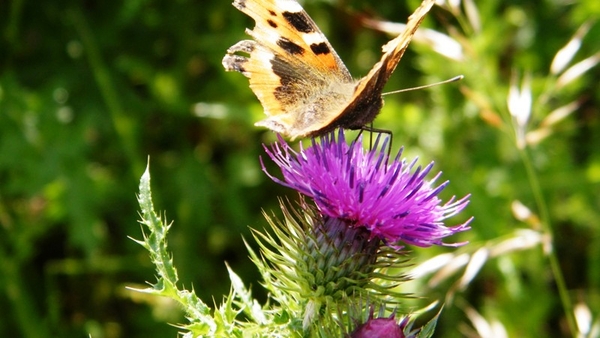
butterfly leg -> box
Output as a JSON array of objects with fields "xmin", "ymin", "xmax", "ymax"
[{"xmin": 357, "ymin": 125, "xmax": 393, "ymax": 161}]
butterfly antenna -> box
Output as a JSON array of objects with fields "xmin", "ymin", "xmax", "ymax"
[{"xmin": 382, "ymin": 75, "xmax": 464, "ymax": 96}]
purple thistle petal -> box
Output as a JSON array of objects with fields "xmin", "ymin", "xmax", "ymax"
[
  {"xmin": 352, "ymin": 317, "xmax": 405, "ymax": 338},
  {"xmin": 352, "ymin": 307, "xmax": 415, "ymax": 338},
  {"xmin": 262, "ymin": 130, "xmax": 472, "ymax": 248}
]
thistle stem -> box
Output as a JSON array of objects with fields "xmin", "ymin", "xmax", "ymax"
[{"xmin": 518, "ymin": 147, "xmax": 576, "ymax": 336}]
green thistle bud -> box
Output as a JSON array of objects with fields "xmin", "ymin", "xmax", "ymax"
[{"xmin": 251, "ymin": 197, "xmax": 411, "ymax": 334}]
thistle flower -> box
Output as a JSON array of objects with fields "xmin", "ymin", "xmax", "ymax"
[
  {"xmin": 262, "ymin": 130, "xmax": 472, "ymax": 248},
  {"xmin": 351, "ymin": 316, "xmax": 407, "ymax": 338},
  {"xmin": 351, "ymin": 308, "xmax": 414, "ymax": 338}
]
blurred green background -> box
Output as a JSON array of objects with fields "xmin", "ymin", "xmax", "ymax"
[{"xmin": 1, "ymin": 0, "xmax": 598, "ymax": 337}]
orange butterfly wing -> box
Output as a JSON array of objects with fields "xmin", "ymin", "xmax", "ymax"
[
  {"xmin": 223, "ymin": 0, "xmax": 436, "ymax": 139},
  {"xmin": 320, "ymin": 0, "xmax": 436, "ymax": 134},
  {"xmin": 223, "ymin": 0, "xmax": 355, "ymax": 139}
]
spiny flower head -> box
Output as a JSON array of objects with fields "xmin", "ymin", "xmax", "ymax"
[
  {"xmin": 262, "ymin": 130, "xmax": 472, "ymax": 248},
  {"xmin": 351, "ymin": 308, "xmax": 414, "ymax": 338}
]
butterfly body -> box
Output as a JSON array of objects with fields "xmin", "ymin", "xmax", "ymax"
[{"xmin": 223, "ymin": 0, "xmax": 435, "ymax": 139}]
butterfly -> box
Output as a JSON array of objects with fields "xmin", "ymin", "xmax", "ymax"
[{"xmin": 222, "ymin": 0, "xmax": 435, "ymax": 140}]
